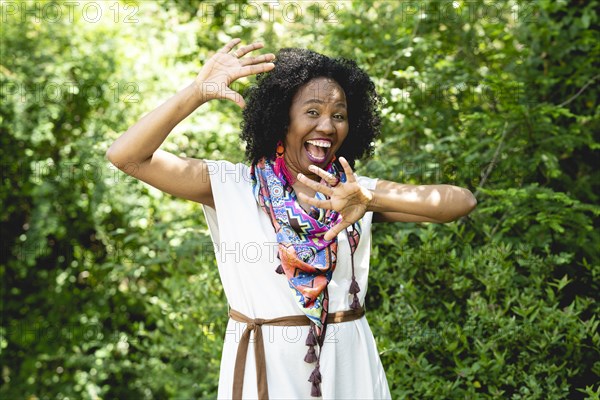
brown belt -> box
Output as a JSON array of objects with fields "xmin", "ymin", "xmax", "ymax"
[{"xmin": 228, "ymin": 306, "xmax": 365, "ymax": 400}]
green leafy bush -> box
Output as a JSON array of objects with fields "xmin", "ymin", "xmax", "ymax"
[{"xmin": 2, "ymin": 1, "xmax": 598, "ymax": 399}]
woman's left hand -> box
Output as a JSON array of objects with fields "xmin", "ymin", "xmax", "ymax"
[{"xmin": 297, "ymin": 157, "xmax": 373, "ymax": 241}]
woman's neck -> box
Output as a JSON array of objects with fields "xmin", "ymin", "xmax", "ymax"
[{"xmin": 290, "ymin": 179, "xmax": 316, "ymax": 214}]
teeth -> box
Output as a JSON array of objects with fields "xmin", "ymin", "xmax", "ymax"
[{"xmin": 306, "ymin": 140, "xmax": 331, "ymax": 148}]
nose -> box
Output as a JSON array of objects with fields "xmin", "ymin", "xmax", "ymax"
[{"xmin": 315, "ymin": 116, "xmax": 335, "ymax": 135}]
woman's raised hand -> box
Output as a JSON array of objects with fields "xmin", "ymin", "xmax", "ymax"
[
  {"xmin": 194, "ymin": 38, "xmax": 275, "ymax": 108},
  {"xmin": 297, "ymin": 157, "xmax": 374, "ymax": 241}
]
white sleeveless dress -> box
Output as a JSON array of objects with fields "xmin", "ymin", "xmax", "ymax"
[{"xmin": 201, "ymin": 160, "xmax": 391, "ymax": 399}]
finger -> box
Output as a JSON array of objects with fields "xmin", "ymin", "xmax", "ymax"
[
  {"xmin": 324, "ymin": 220, "xmax": 352, "ymax": 241},
  {"xmin": 297, "ymin": 173, "xmax": 334, "ymax": 196},
  {"xmin": 218, "ymin": 38, "xmax": 242, "ymax": 54},
  {"xmin": 237, "ymin": 62, "xmax": 275, "ymax": 78},
  {"xmin": 339, "ymin": 157, "xmax": 356, "ymax": 183},
  {"xmin": 297, "ymin": 192, "xmax": 333, "ymax": 209},
  {"xmin": 240, "ymin": 53, "xmax": 276, "ymax": 67},
  {"xmin": 225, "ymin": 94, "xmax": 245, "ymax": 109},
  {"xmin": 308, "ymin": 165, "xmax": 339, "ymax": 187},
  {"xmin": 232, "ymin": 42, "xmax": 264, "ymax": 58},
  {"xmin": 223, "ymin": 89, "xmax": 246, "ymax": 109}
]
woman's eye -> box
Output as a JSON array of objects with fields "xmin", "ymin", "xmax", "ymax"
[
  {"xmin": 334, "ymin": 114, "xmax": 346, "ymax": 120},
  {"xmin": 307, "ymin": 110, "xmax": 318, "ymax": 116}
]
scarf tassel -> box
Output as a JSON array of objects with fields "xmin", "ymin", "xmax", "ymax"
[
  {"xmin": 307, "ymin": 324, "xmax": 323, "ymax": 397},
  {"xmin": 350, "ymin": 294, "xmax": 361, "ymax": 310},
  {"xmin": 306, "ymin": 325, "xmax": 317, "ymax": 346},
  {"xmin": 304, "ymin": 345, "xmax": 318, "ymax": 363},
  {"xmin": 349, "ymin": 275, "xmax": 361, "ymax": 310},
  {"xmin": 349, "ymin": 277, "xmax": 360, "ymax": 294},
  {"xmin": 309, "ymin": 364, "xmax": 322, "ymax": 397},
  {"xmin": 304, "ymin": 325, "xmax": 318, "ymax": 363},
  {"xmin": 311, "ymin": 381, "xmax": 322, "ymax": 397}
]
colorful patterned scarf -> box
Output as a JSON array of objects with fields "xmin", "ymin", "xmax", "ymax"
[{"xmin": 250, "ymin": 157, "xmax": 361, "ymax": 343}]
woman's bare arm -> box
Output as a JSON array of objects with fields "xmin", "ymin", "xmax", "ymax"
[
  {"xmin": 297, "ymin": 157, "xmax": 477, "ymax": 239},
  {"xmin": 370, "ymin": 179, "xmax": 477, "ymax": 223},
  {"xmin": 105, "ymin": 39, "xmax": 275, "ymax": 208}
]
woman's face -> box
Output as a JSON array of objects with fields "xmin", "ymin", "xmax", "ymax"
[{"xmin": 283, "ymin": 77, "xmax": 349, "ymax": 180}]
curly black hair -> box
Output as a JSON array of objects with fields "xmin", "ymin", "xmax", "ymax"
[{"xmin": 241, "ymin": 48, "xmax": 381, "ymax": 168}]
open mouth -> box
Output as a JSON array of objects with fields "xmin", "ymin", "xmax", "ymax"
[{"xmin": 304, "ymin": 139, "xmax": 331, "ymax": 164}]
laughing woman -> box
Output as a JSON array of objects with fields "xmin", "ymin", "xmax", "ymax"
[{"xmin": 106, "ymin": 39, "xmax": 476, "ymax": 399}]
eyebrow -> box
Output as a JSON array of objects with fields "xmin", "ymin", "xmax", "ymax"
[{"xmin": 302, "ymin": 99, "xmax": 347, "ymax": 108}]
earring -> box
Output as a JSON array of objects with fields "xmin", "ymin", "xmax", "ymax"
[
  {"xmin": 276, "ymin": 141, "xmax": 285, "ymax": 158},
  {"xmin": 274, "ymin": 140, "xmax": 295, "ymax": 184}
]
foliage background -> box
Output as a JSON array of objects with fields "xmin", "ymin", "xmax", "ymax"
[{"xmin": 1, "ymin": 0, "xmax": 599, "ymax": 398}]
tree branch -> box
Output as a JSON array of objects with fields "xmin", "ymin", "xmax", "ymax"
[
  {"xmin": 473, "ymin": 121, "xmax": 510, "ymax": 198},
  {"xmin": 557, "ymin": 74, "xmax": 600, "ymax": 108}
]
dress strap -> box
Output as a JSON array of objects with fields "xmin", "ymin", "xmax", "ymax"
[{"xmin": 228, "ymin": 306, "xmax": 365, "ymax": 399}]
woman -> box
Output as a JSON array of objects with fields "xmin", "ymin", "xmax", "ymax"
[{"xmin": 106, "ymin": 39, "xmax": 476, "ymax": 399}]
